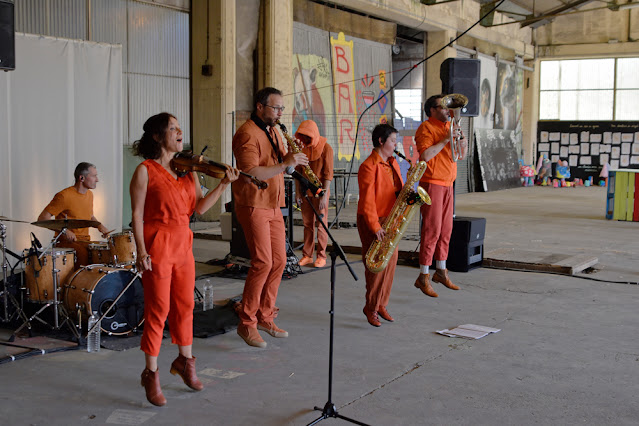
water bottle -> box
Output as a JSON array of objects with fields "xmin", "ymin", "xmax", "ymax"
[
  {"xmin": 87, "ymin": 311, "xmax": 101, "ymax": 353},
  {"xmin": 202, "ymin": 280, "xmax": 214, "ymax": 311}
]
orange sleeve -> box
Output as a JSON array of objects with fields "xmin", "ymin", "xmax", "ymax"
[
  {"xmin": 233, "ymin": 130, "xmax": 261, "ymax": 173},
  {"xmin": 358, "ymin": 160, "xmax": 381, "ymax": 234},
  {"xmin": 44, "ymin": 192, "xmax": 67, "ymax": 217},
  {"xmin": 321, "ymin": 144, "xmax": 334, "ymax": 182},
  {"xmin": 415, "ymin": 122, "xmax": 436, "ymax": 156}
]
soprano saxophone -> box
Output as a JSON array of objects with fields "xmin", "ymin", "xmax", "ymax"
[
  {"xmin": 276, "ymin": 120, "xmax": 324, "ymax": 197},
  {"xmin": 365, "ymin": 154, "xmax": 431, "ymax": 273}
]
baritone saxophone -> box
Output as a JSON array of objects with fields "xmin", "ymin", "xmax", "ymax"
[
  {"xmin": 276, "ymin": 120, "xmax": 324, "ymax": 197},
  {"xmin": 365, "ymin": 156, "xmax": 431, "ymax": 273}
]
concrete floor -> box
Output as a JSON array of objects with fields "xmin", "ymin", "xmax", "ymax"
[{"xmin": 1, "ymin": 186, "xmax": 639, "ymax": 425}]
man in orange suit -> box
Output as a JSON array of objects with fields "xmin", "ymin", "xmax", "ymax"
[
  {"xmin": 294, "ymin": 120, "xmax": 333, "ymax": 268},
  {"xmin": 232, "ymin": 87, "xmax": 308, "ymax": 348},
  {"xmin": 414, "ymin": 94, "xmax": 467, "ymax": 297},
  {"xmin": 357, "ymin": 124, "xmax": 403, "ymax": 327}
]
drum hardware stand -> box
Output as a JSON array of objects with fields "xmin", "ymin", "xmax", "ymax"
[
  {"xmin": 85, "ymin": 271, "xmax": 142, "ymax": 337},
  {"xmin": 10, "ymin": 228, "xmax": 80, "ymax": 342},
  {"xmin": 298, "ymin": 189, "xmax": 368, "ymax": 426},
  {"xmin": 0, "ymin": 222, "xmax": 27, "ymax": 324}
]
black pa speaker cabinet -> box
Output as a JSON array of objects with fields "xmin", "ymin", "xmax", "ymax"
[
  {"xmin": 447, "ymin": 217, "xmax": 486, "ymax": 272},
  {"xmin": 0, "ymin": 0, "xmax": 15, "ymax": 71},
  {"xmin": 440, "ymin": 58, "xmax": 480, "ymax": 117}
]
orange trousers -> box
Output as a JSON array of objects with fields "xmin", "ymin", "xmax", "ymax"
[
  {"xmin": 419, "ymin": 183, "xmax": 454, "ymax": 266},
  {"xmin": 236, "ymin": 206, "xmax": 287, "ymax": 327},
  {"xmin": 140, "ymin": 223, "xmax": 195, "ymax": 357},
  {"xmin": 357, "ymin": 214, "xmax": 399, "ymax": 313},
  {"xmin": 300, "ymin": 190, "xmax": 329, "ymax": 260}
]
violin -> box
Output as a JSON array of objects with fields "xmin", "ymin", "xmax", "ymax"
[{"xmin": 170, "ymin": 152, "xmax": 268, "ymax": 190}]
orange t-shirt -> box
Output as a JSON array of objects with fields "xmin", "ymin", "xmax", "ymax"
[
  {"xmin": 232, "ymin": 119, "xmax": 287, "ymax": 209},
  {"xmin": 43, "ymin": 186, "xmax": 94, "ymax": 241},
  {"xmin": 415, "ymin": 117, "xmax": 456, "ymax": 187},
  {"xmin": 357, "ymin": 150, "xmax": 403, "ymax": 233}
]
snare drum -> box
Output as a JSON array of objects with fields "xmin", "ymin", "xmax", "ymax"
[
  {"xmin": 64, "ymin": 265, "xmax": 144, "ymax": 335},
  {"xmin": 108, "ymin": 231, "xmax": 137, "ymax": 267},
  {"xmin": 23, "ymin": 248, "xmax": 76, "ymax": 303},
  {"xmin": 87, "ymin": 243, "xmax": 111, "ymax": 265}
]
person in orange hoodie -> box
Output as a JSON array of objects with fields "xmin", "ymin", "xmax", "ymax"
[
  {"xmin": 357, "ymin": 124, "xmax": 403, "ymax": 327},
  {"xmin": 294, "ymin": 120, "xmax": 333, "ymax": 268},
  {"xmin": 413, "ymin": 94, "xmax": 468, "ymax": 297},
  {"xmin": 130, "ymin": 112, "xmax": 239, "ymax": 406}
]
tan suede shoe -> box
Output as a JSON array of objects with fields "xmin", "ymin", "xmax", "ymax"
[{"xmin": 414, "ymin": 273, "xmax": 439, "ymax": 297}]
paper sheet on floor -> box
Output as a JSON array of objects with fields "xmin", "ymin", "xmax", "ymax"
[{"xmin": 436, "ymin": 324, "xmax": 501, "ymax": 339}]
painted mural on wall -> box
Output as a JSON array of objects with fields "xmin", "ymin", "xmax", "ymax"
[
  {"xmin": 291, "ymin": 53, "xmax": 334, "ymax": 137},
  {"xmin": 330, "ymin": 32, "xmax": 360, "ymax": 161},
  {"xmin": 494, "ymin": 63, "xmax": 519, "ymax": 131},
  {"xmin": 477, "ymin": 56, "xmax": 497, "ymax": 129}
]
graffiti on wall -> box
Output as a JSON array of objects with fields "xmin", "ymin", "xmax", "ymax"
[
  {"xmin": 330, "ymin": 32, "xmax": 360, "ymax": 161},
  {"xmin": 291, "ymin": 53, "xmax": 333, "ymax": 136}
]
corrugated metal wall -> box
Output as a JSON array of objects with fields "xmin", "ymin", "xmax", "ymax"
[{"xmin": 14, "ymin": 0, "xmax": 190, "ymax": 147}]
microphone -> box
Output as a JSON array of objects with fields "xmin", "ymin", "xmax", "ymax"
[
  {"xmin": 31, "ymin": 232, "xmax": 42, "ymax": 249},
  {"xmin": 286, "ymin": 166, "xmax": 325, "ymax": 198}
]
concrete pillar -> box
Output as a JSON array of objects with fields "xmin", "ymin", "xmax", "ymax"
[
  {"xmin": 522, "ymin": 63, "xmax": 539, "ymax": 166},
  {"xmin": 424, "ymin": 30, "xmax": 456, "ymax": 100},
  {"xmin": 257, "ymin": 0, "xmax": 293, "ymax": 110},
  {"xmin": 191, "ymin": 0, "xmax": 236, "ymax": 220}
]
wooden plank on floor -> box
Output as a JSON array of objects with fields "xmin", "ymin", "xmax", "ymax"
[{"xmin": 484, "ymin": 248, "xmax": 598, "ymax": 275}]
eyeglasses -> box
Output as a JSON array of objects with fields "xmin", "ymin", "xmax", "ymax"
[
  {"xmin": 262, "ymin": 104, "xmax": 285, "ymax": 112},
  {"xmin": 433, "ymin": 105, "xmax": 448, "ymax": 110}
]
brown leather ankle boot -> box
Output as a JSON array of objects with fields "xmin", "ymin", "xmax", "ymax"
[
  {"xmin": 170, "ymin": 354, "xmax": 204, "ymax": 391},
  {"xmin": 414, "ymin": 273, "xmax": 438, "ymax": 297},
  {"xmin": 432, "ymin": 269, "xmax": 460, "ymax": 290},
  {"xmin": 141, "ymin": 368, "xmax": 166, "ymax": 406}
]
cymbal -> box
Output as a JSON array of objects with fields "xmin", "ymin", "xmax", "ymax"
[
  {"xmin": 31, "ymin": 219, "xmax": 101, "ymax": 231},
  {"xmin": 0, "ymin": 216, "xmax": 30, "ymax": 223}
]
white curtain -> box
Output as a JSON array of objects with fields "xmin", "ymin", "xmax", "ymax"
[{"xmin": 0, "ymin": 33, "xmax": 122, "ymax": 253}]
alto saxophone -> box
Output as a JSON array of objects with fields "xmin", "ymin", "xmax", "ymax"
[
  {"xmin": 277, "ymin": 120, "xmax": 324, "ymax": 196},
  {"xmin": 365, "ymin": 156, "xmax": 431, "ymax": 273}
]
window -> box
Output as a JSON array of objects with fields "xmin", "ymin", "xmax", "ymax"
[
  {"xmin": 394, "ymin": 89, "xmax": 423, "ymax": 130},
  {"xmin": 539, "ymin": 58, "xmax": 639, "ymax": 121}
]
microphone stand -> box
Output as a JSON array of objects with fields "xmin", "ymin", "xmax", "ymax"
[{"xmin": 296, "ymin": 181, "xmax": 368, "ymax": 426}]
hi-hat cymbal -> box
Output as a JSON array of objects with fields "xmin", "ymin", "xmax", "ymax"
[
  {"xmin": 0, "ymin": 216, "xmax": 30, "ymax": 223},
  {"xmin": 31, "ymin": 219, "xmax": 101, "ymax": 231}
]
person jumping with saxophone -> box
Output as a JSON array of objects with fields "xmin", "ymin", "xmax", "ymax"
[
  {"xmin": 357, "ymin": 124, "xmax": 403, "ymax": 327},
  {"xmin": 414, "ymin": 94, "xmax": 468, "ymax": 297},
  {"xmin": 294, "ymin": 120, "xmax": 333, "ymax": 268}
]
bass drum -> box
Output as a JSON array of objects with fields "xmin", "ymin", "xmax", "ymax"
[{"xmin": 64, "ymin": 265, "xmax": 144, "ymax": 335}]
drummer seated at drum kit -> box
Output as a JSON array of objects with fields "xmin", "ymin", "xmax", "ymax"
[{"xmin": 37, "ymin": 162, "xmax": 112, "ymax": 269}]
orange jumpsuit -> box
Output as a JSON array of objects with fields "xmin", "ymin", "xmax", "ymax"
[
  {"xmin": 357, "ymin": 150, "xmax": 403, "ymax": 313},
  {"xmin": 232, "ymin": 116, "xmax": 287, "ymax": 328},
  {"xmin": 415, "ymin": 117, "xmax": 456, "ymax": 266},
  {"xmin": 295, "ymin": 120, "xmax": 334, "ymax": 262},
  {"xmin": 139, "ymin": 159, "xmax": 196, "ymax": 357},
  {"xmin": 43, "ymin": 186, "xmax": 94, "ymax": 267}
]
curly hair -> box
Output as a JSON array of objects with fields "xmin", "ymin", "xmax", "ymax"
[{"xmin": 131, "ymin": 112, "xmax": 176, "ymax": 160}]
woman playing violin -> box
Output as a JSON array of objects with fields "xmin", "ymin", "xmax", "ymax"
[{"xmin": 130, "ymin": 112, "xmax": 239, "ymax": 407}]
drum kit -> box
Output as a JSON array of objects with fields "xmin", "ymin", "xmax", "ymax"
[{"xmin": 0, "ymin": 216, "xmax": 144, "ymax": 342}]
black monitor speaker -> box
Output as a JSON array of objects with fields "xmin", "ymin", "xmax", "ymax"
[
  {"xmin": 0, "ymin": 0, "xmax": 15, "ymax": 71},
  {"xmin": 440, "ymin": 58, "xmax": 480, "ymax": 117}
]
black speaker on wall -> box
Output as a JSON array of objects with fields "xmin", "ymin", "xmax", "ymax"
[
  {"xmin": 0, "ymin": 0, "xmax": 15, "ymax": 71},
  {"xmin": 440, "ymin": 58, "xmax": 480, "ymax": 117}
]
